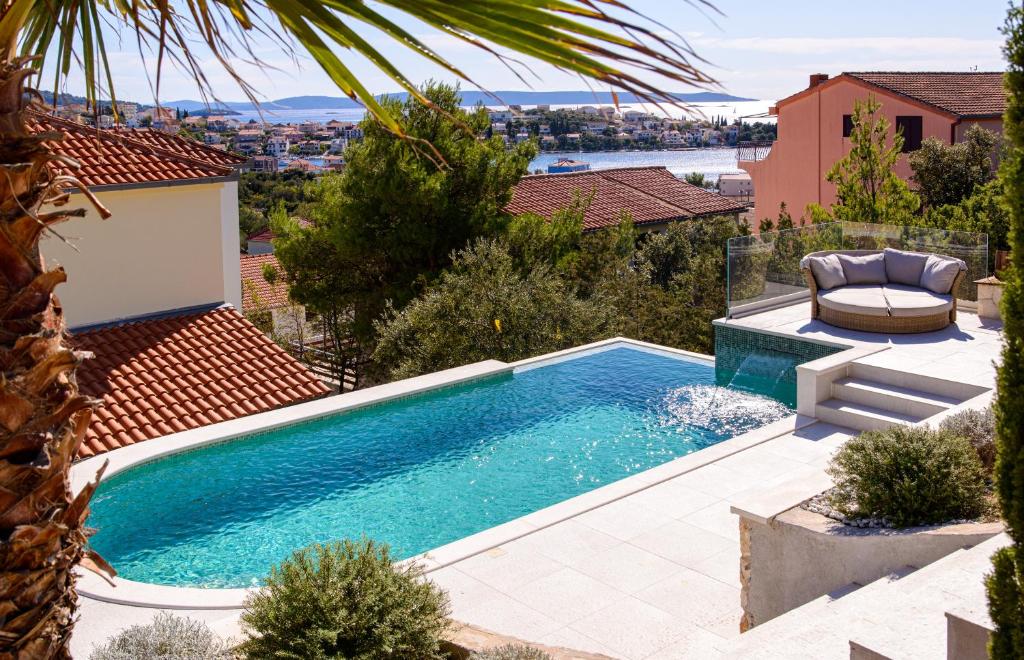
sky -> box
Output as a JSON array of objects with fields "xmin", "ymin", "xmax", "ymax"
[{"xmin": 53, "ymin": 0, "xmax": 1010, "ymax": 105}]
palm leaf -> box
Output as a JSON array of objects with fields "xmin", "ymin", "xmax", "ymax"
[{"xmin": 6, "ymin": 0, "xmax": 720, "ymax": 134}]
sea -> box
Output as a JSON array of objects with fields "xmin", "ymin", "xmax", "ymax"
[{"xmin": 258, "ymin": 100, "xmax": 772, "ymax": 181}]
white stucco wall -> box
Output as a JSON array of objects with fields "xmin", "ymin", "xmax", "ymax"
[{"xmin": 41, "ymin": 180, "xmax": 241, "ymax": 328}]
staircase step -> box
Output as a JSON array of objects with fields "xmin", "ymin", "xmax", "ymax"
[
  {"xmin": 849, "ymin": 363, "xmax": 989, "ymax": 401},
  {"xmin": 832, "ymin": 377, "xmax": 959, "ymax": 418},
  {"xmin": 816, "ymin": 399, "xmax": 924, "ymax": 432}
]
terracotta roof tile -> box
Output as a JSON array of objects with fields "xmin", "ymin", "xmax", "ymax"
[
  {"xmin": 506, "ymin": 166, "xmax": 746, "ymax": 231},
  {"xmin": 72, "ymin": 307, "xmax": 330, "ymax": 459},
  {"xmin": 240, "ymin": 253, "xmax": 291, "ymax": 312},
  {"xmin": 112, "ymin": 127, "xmax": 248, "ymax": 166},
  {"xmin": 26, "ymin": 111, "xmax": 235, "ymax": 188},
  {"xmin": 845, "ymin": 72, "xmax": 1005, "ymax": 117}
]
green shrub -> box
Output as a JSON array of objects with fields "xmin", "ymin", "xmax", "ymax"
[
  {"xmin": 90, "ymin": 612, "xmax": 233, "ymax": 660},
  {"xmin": 827, "ymin": 426, "xmax": 987, "ymax": 527},
  {"xmin": 471, "ymin": 644, "xmax": 553, "ymax": 660},
  {"xmin": 239, "ymin": 539, "xmax": 450, "ymax": 659},
  {"xmin": 939, "ymin": 406, "xmax": 996, "ymax": 472}
]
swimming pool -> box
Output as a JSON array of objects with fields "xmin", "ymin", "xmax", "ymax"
[{"xmin": 87, "ymin": 344, "xmax": 791, "ymax": 588}]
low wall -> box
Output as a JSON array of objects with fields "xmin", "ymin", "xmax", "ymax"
[{"xmin": 739, "ymin": 507, "xmax": 1002, "ymax": 630}]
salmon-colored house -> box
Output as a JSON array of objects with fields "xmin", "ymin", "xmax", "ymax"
[{"xmin": 740, "ymin": 72, "xmax": 1006, "ymax": 223}]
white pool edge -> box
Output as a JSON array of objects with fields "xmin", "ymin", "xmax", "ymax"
[{"xmin": 74, "ymin": 336, "xmax": 806, "ymax": 610}]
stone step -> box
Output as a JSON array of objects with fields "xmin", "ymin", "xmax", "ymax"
[
  {"xmin": 848, "ymin": 363, "xmax": 989, "ymax": 402},
  {"xmin": 816, "ymin": 399, "xmax": 925, "ymax": 432},
  {"xmin": 832, "ymin": 377, "xmax": 959, "ymax": 419}
]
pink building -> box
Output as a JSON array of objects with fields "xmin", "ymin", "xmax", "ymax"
[{"xmin": 740, "ymin": 72, "xmax": 1006, "ymax": 223}]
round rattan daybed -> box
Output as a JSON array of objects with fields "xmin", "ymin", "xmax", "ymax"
[{"xmin": 800, "ymin": 249, "xmax": 967, "ymax": 334}]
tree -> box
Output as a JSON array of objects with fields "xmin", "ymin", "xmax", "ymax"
[
  {"xmin": 910, "ymin": 124, "xmax": 998, "ymax": 210},
  {"xmin": 988, "ymin": 5, "xmax": 1024, "ymax": 657},
  {"xmin": 277, "ymin": 83, "xmax": 536, "ymax": 378},
  {"xmin": 808, "ymin": 96, "xmax": 920, "ymax": 225},
  {"xmin": 3, "ymin": 1, "xmax": 716, "ymax": 652},
  {"xmin": 684, "ymin": 171, "xmax": 708, "ymax": 188},
  {"xmin": 373, "ymin": 239, "xmax": 618, "ymax": 380}
]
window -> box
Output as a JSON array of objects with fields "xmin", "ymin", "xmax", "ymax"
[
  {"xmin": 895, "ymin": 116, "xmax": 923, "ymax": 152},
  {"xmin": 842, "ymin": 114, "xmax": 853, "ymax": 138}
]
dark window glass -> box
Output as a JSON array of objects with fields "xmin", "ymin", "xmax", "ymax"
[
  {"xmin": 842, "ymin": 114, "xmax": 853, "ymax": 138},
  {"xmin": 895, "ymin": 116, "xmax": 923, "ymax": 152}
]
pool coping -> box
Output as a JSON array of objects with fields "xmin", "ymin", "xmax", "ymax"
[{"xmin": 73, "ymin": 336, "xmax": 810, "ymax": 609}]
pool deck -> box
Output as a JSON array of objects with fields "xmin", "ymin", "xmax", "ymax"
[{"xmin": 71, "ymin": 310, "xmax": 1005, "ymax": 659}]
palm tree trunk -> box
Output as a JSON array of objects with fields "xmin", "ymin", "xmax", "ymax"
[{"xmin": 0, "ymin": 55, "xmax": 112, "ymax": 658}]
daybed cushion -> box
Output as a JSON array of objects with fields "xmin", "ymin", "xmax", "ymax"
[
  {"xmin": 883, "ymin": 248, "xmax": 929, "ymax": 286},
  {"xmin": 920, "ymin": 254, "xmax": 963, "ymax": 295},
  {"xmin": 817, "ymin": 284, "xmax": 889, "ymax": 317},
  {"xmin": 837, "ymin": 253, "xmax": 888, "ymax": 285},
  {"xmin": 808, "ymin": 254, "xmax": 847, "ymax": 290},
  {"xmin": 883, "ymin": 284, "xmax": 954, "ymax": 318}
]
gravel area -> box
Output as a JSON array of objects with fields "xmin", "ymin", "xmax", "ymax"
[{"xmin": 800, "ymin": 489, "xmax": 978, "ymax": 529}]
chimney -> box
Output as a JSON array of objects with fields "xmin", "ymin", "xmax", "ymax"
[{"xmin": 808, "ymin": 73, "xmax": 830, "ymax": 89}]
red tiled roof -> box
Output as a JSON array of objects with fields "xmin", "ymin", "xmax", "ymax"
[
  {"xmin": 26, "ymin": 111, "xmax": 234, "ymax": 188},
  {"xmin": 112, "ymin": 127, "xmax": 249, "ymax": 166},
  {"xmin": 845, "ymin": 72, "xmax": 1006, "ymax": 117},
  {"xmin": 72, "ymin": 307, "xmax": 330, "ymax": 458},
  {"xmin": 247, "ymin": 218, "xmax": 312, "ymax": 244},
  {"xmin": 240, "ymin": 254, "xmax": 290, "ymax": 311},
  {"xmin": 507, "ymin": 166, "xmax": 746, "ymax": 231}
]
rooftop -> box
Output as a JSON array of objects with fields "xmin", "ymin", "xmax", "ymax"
[
  {"xmin": 507, "ymin": 166, "xmax": 746, "ymax": 231},
  {"xmin": 27, "ymin": 111, "xmax": 237, "ymax": 188},
  {"xmin": 776, "ymin": 71, "xmax": 1006, "ymax": 118},
  {"xmin": 240, "ymin": 253, "xmax": 290, "ymax": 311},
  {"xmin": 73, "ymin": 306, "xmax": 330, "ymax": 458},
  {"xmin": 112, "ymin": 127, "xmax": 248, "ymax": 167}
]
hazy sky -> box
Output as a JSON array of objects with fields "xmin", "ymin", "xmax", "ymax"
[{"xmin": 56, "ymin": 0, "xmax": 1009, "ymax": 104}]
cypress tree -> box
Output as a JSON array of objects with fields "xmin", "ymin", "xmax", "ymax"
[{"xmin": 988, "ymin": 5, "xmax": 1024, "ymax": 657}]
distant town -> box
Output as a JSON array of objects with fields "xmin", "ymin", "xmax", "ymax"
[{"xmin": 49, "ymin": 99, "xmax": 776, "ymax": 176}]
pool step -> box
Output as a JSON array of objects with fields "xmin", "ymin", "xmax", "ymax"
[
  {"xmin": 848, "ymin": 363, "xmax": 989, "ymax": 402},
  {"xmin": 815, "ymin": 399, "xmax": 925, "ymax": 432},
  {"xmin": 831, "ymin": 377, "xmax": 959, "ymax": 419}
]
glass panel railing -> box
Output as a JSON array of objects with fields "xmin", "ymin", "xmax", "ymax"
[{"xmin": 726, "ymin": 221, "xmax": 989, "ymax": 317}]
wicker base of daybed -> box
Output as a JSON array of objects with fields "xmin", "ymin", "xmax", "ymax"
[{"xmin": 817, "ymin": 304, "xmax": 953, "ymax": 334}]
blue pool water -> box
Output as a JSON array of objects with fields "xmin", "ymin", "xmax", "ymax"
[{"xmin": 88, "ymin": 346, "xmax": 791, "ymax": 588}]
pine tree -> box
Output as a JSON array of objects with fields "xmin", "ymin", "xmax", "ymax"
[{"xmin": 988, "ymin": 5, "xmax": 1024, "ymax": 656}]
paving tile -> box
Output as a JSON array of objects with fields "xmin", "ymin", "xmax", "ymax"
[
  {"xmin": 450, "ymin": 592, "xmax": 564, "ymax": 641},
  {"xmin": 635, "ymin": 567, "xmax": 739, "ymax": 628},
  {"xmin": 534, "ymin": 626, "xmax": 620, "ymax": 658},
  {"xmin": 512, "ymin": 519, "xmax": 621, "ymax": 565},
  {"xmin": 508, "ymin": 567, "xmax": 628, "ymax": 625},
  {"xmin": 624, "ymin": 480, "xmax": 722, "ymax": 520},
  {"xmin": 678, "ymin": 500, "xmax": 741, "ymax": 544},
  {"xmin": 575, "ymin": 499, "xmax": 676, "ymax": 542},
  {"xmin": 426, "ymin": 567, "xmax": 505, "ymax": 618},
  {"xmin": 453, "ymin": 545, "xmax": 566, "ymax": 595},
  {"xmin": 628, "ymin": 520, "xmax": 735, "ymax": 568},
  {"xmin": 686, "ymin": 544, "xmax": 741, "ymax": 589},
  {"xmin": 568, "ymin": 596, "xmax": 690, "ymax": 659},
  {"xmin": 572, "ymin": 543, "xmax": 685, "ymax": 594},
  {"xmin": 644, "ymin": 625, "xmax": 731, "ymax": 659},
  {"xmin": 713, "ymin": 447, "xmax": 807, "ymax": 480},
  {"xmin": 669, "ymin": 464, "xmax": 754, "ymax": 498}
]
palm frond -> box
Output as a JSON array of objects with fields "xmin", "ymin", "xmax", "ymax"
[{"xmin": 5, "ymin": 0, "xmax": 720, "ymax": 134}]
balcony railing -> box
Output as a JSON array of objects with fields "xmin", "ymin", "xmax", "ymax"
[{"xmin": 737, "ymin": 140, "xmax": 773, "ymax": 162}]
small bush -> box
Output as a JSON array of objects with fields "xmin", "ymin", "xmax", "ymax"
[
  {"xmin": 939, "ymin": 406, "xmax": 996, "ymax": 472},
  {"xmin": 90, "ymin": 612, "xmax": 233, "ymax": 660},
  {"xmin": 827, "ymin": 426, "xmax": 987, "ymax": 527},
  {"xmin": 471, "ymin": 644, "xmax": 553, "ymax": 660},
  {"xmin": 239, "ymin": 539, "xmax": 450, "ymax": 659}
]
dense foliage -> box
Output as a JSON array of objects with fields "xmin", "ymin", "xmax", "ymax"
[
  {"xmin": 988, "ymin": 5, "xmax": 1024, "ymax": 657},
  {"xmin": 938, "ymin": 405, "xmax": 997, "ymax": 473},
  {"xmin": 239, "ymin": 540, "xmax": 450, "ymax": 660},
  {"xmin": 471, "ymin": 644, "xmax": 553, "ymax": 660},
  {"xmin": 909, "ymin": 124, "xmax": 998, "ymax": 210},
  {"xmin": 275, "ymin": 82, "xmax": 535, "ymax": 379},
  {"xmin": 238, "ymin": 170, "xmax": 316, "ymax": 244},
  {"xmin": 90, "ymin": 613, "xmax": 233, "ymax": 660},
  {"xmin": 827, "ymin": 426, "xmax": 987, "ymax": 528}
]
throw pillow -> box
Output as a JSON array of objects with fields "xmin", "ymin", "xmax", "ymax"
[
  {"xmin": 837, "ymin": 253, "xmax": 888, "ymax": 285},
  {"xmin": 883, "ymin": 248, "xmax": 929, "ymax": 286},
  {"xmin": 919, "ymin": 255, "xmax": 962, "ymax": 294},
  {"xmin": 809, "ymin": 254, "xmax": 847, "ymax": 290}
]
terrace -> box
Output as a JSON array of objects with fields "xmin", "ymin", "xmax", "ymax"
[{"xmin": 70, "ymin": 222, "xmax": 1003, "ymax": 658}]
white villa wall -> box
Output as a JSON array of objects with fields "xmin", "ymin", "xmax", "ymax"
[{"xmin": 42, "ymin": 180, "xmax": 242, "ymax": 328}]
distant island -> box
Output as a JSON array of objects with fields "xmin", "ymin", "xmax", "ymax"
[{"xmin": 162, "ymin": 90, "xmax": 758, "ymax": 114}]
